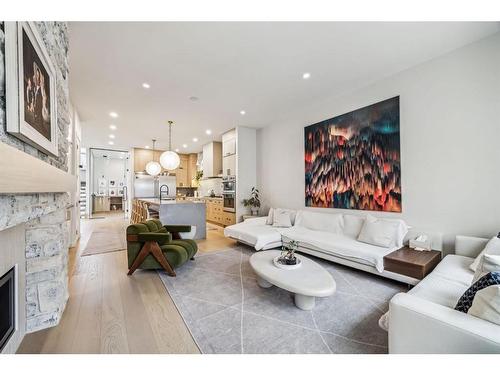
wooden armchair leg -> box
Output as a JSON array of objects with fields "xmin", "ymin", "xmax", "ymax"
[{"xmin": 127, "ymin": 241, "xmax": 176, "ymax": 277}]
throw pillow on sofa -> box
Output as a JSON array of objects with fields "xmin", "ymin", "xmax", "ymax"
[
  {"xmin": 343, "ymin": 215, "xmax": 365, "ymax": 238},
  {"xmin": 473, "ymin": 254, "xmax": 500, "ymax": 283},
  {"xmin": 455, "ymin": 271, "xmax": 500, "ymax": 313},
  {"xmin": 294, "ymin": 211, "xmax": 344, "ymax": 234},
  {"xmin": 357, "ymin": 215, "xmax": 400, "ymax": 248},
  {"xmin": 265, "ymin": 208, "xmax": 274, "ymax": 225},
  {"xmin": 268, "ymin": 208, "xmax": 296, "ymax": 226},
  {"xmin": 467, "ymin": 285, "xmax": 500, "ymax": 325},
  {"xmin": 272, "ymin": 210, "xmax": 292, "ymax": 228},
  {"xmin": 470, "ymin": 236, "xmax": 500, "ymax": 272},
  {"xmin": 379, "ymin": 217, "xmax": 410, "ymax": 248}
]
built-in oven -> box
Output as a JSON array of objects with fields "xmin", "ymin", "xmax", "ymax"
[
  {"xmin": 222, "ymin": 176, "xmax": 236, "ymax": 193},
  {"xmin": 222, "ymin": 192, "xmax": 236, "ymax": 213},
  {"xmin": 222, "ymin": 176, "xmax": 236, "ymax": 212}
]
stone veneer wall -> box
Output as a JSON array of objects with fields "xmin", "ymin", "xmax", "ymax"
[{"xmin": 0, "ymin": 22, "xmax": 71, "ymax": 332}]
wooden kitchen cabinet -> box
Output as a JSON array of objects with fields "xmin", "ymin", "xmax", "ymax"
[
  {"xmin": 188, "ymin": 153, "xmax": 198, "ymax": 187},
  {"xmin": 204, "ymin": 198, "xmax": 234, "ymax": 226},
  {"xmin": 134, "ymin": 148, "xmax": 165, "ymax": 173},
  {"xmin": 175, "ymin": 154, "xmax": 189, "ymax": 187},
  {"xmin": 134, "ymin": 148, "xmax": 154, "ymax": 172},
  {"xmin": 134, "ymin": 149, "xmax": 198, "ymax": 187},
  {"xmin": 222, "ymin": 211, "xmax": 236, "ymax": 226}
]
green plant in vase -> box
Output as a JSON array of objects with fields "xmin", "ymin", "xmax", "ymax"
[
  {"xmin": 279, "ymin": 239, "xmax": 299, "ymax": 265},
  {"xmin": 192, "ymin": 170, "xmax": 203, "ymax": 188},
  {"xmin": 242, "ymin": 187, "xmax": 261, "ymax": 216}
]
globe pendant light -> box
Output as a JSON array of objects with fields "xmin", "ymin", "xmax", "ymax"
[
  {"xmin": 160, "ymin": 120, "xmax": 180, "ymax": 170},
  {"xmin": 145, "ymin": 139, "xmax": 162, "ymax": 176}
]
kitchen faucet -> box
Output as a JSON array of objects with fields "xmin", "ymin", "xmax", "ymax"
[{"xmin": 160, "ymin": 184, "xmax": 170, "ymax": 200}]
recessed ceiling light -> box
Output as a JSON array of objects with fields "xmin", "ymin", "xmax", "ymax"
[
  {"xmin": 109, "ymin": 124, "xmax": 117, "ymax": 130},
  {"xmin": 192, "ymin": 138, "xmax": 198, "ymax": 142},
  {"xmin": 205, "ymin": 129, "xmax": 212, "ymax": 135},
  {"xmin": 175, "ymin": 148, "xmax": 179, "ymax": 152},
  {"xmin": 240, "ymin": 110, "xmax": 246, "ymax": 115},
  {"xmin": 145, "ymin": 145, "xmax": 150, "ymax": 149},
  {"xmin": 302, "ymin": 72, "xmax": 311, "ymax": 80},
  {"xmin": 109, "ymin": 134, "xmax": 115, "ymax": 139},
  {"xmin": 182, "ymin": 144, "xmax": 188, "ymax": 148},
  {"xmin": 109, "ymin": 112, "xmax": 119, "ymax": 118},
  {"xmin": 142, "ymin": 83, "xmax": 150, "ymax": 89},
  {"xmin": 108, "ymin": 141, "xmax": 114, "ymax": 145}
]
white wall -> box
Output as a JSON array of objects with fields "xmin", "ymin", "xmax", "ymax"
[
  {"xmin": 257, "ymin": 32, "xmax": 500, "ymax": 252},
  {"xmin": 92, "ymin": 157, "xmax": 127, "ymax": 195},
  {"xmin": 236, "ymin": 127, "xmax": 257, "ymax": 221}
]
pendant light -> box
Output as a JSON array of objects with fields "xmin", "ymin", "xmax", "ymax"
[
  {"xmin": 160, "ymin": 120, "xmax": 180, "ymax": 170},
  {"xmin": 145, "ymin": 139, "xmax": 162, "ymax": 176}
]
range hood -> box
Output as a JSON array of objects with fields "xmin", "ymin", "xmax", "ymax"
[{"xmin": 201, "ymin": 141, "xmax": 222, "ymax": 178}]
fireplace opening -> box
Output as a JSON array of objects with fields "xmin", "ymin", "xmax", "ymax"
[{"xmin": 0, "ymin": 267, "xmax": 15, "ymax": 352}]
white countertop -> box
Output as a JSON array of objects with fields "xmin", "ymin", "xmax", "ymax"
[{"xmin": 138, "ymin": 198, "xmax": 205, "ymax": 205}]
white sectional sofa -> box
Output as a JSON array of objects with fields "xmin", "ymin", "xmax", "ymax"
[
  {"xmin": 224, "ymin": 209, "xmax": 418, "ymax": 284},
  {"xmin": 388, "ymin": 235, "xmax": 500, "ymax": 353}
]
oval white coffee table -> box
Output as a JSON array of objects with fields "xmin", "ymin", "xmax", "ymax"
[{"xmin": 249, "ymin": 250, "xmax": 336, "ymax": 310}]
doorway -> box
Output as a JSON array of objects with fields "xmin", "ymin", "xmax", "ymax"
[{"xmin": 88, "ymin": 148, "xmax": 130, "ymax": 219}]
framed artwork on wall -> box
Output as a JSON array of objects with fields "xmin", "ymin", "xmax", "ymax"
[
  {"xmin": 304, "ymin": 96, "xmax": 401, "ymax": 212},
  {"xmin": 4, "ymin": 22, "xmax": 58, "ymax": 156}
]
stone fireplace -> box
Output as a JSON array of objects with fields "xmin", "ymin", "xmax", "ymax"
[
  {"xmin": 0, "ymin": 21, "xmax": 72, "ymax": 353},
  {"xmin": 0, "ymin": 194, "xmax": 70, "ymax": 353},
  {"xmin": 0, "ymin": 267, "xmax": 15, "ymax": 351}
]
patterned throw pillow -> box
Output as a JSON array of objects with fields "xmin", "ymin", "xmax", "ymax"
[{"xmin": 455, "ymin": 272, "xmax": 500, "ymax": 313}]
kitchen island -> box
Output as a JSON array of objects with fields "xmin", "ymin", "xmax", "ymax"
[{"xmin": 138, "ymin": 198, "xmax": 206, "ymax": 239}]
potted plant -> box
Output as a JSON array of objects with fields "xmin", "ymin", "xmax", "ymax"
[
  {"xmin": 279, "ymin": 239, "xmax": 299, "ymax": 265},
  {"xmin": 191, "ymin": 170, "xmax": 203, "ymax": 188},
  {"xmin": 242, "ymin": 187, "xmax": 261, "ymax": 216}
]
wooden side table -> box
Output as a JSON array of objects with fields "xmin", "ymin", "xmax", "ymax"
[{"xmin": 384, "ymin": 247, "xmax": 441, "ymax": 280}]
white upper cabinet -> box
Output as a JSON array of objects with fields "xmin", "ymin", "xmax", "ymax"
[
  {"xmin": 223, "ymin": 138, "xmax": 236, "ymax": 157},
  {"xmin": 222, "ymin": 129, "xmax": 237, "ymax": 157},
  {"xmin": 202, "ymin": 141, "xmax": 222, "ymax": 177}
]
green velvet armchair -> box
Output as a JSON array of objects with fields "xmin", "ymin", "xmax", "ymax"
[{"xmin": 126, "ymin": 219, "xmax": 198, "ymax": 276}]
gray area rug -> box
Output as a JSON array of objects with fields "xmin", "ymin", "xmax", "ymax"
[{"xmin": 158, "ymin": 245, "xmax": 405, "ymax": 354}]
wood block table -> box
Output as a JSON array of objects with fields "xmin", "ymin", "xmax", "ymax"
[{"xmin": 384, "ymin": 247, "xmax": 441, "ymax": 281}]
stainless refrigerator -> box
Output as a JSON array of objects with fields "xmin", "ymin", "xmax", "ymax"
[{"xmin": 134, "ymin": 174, "xmax": 177, "ymax": 198}]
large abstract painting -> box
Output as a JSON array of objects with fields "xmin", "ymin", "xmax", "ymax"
[{"xmin": 305, "ymin": 96, "xmax": 401, "ymax": 212}]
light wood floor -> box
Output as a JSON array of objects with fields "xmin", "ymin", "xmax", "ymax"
[{"xmin": 17, "ymin": 214, "xmax": 236, "ymax": 354}]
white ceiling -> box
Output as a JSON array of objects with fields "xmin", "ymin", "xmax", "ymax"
[
  {"xmin": 90, "ymin": 148, "xmax": 129, "ymax": 160},
  {"xmin": 69, "ymin": 22, "xmax": 500, "ymax": 152}
]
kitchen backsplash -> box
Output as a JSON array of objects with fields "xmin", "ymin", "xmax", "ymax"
[{"xmin": 198, "ymin": 178, "xmax": 223, "ymax": 197}]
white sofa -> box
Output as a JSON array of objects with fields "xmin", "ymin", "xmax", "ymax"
[
  {"xmin": 388, "ymin": 235, "xmax": 500, "ymax": 353},
  {"xmin": 224, "ymin": 209, "xmax": 418, "ymax": 284}
]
